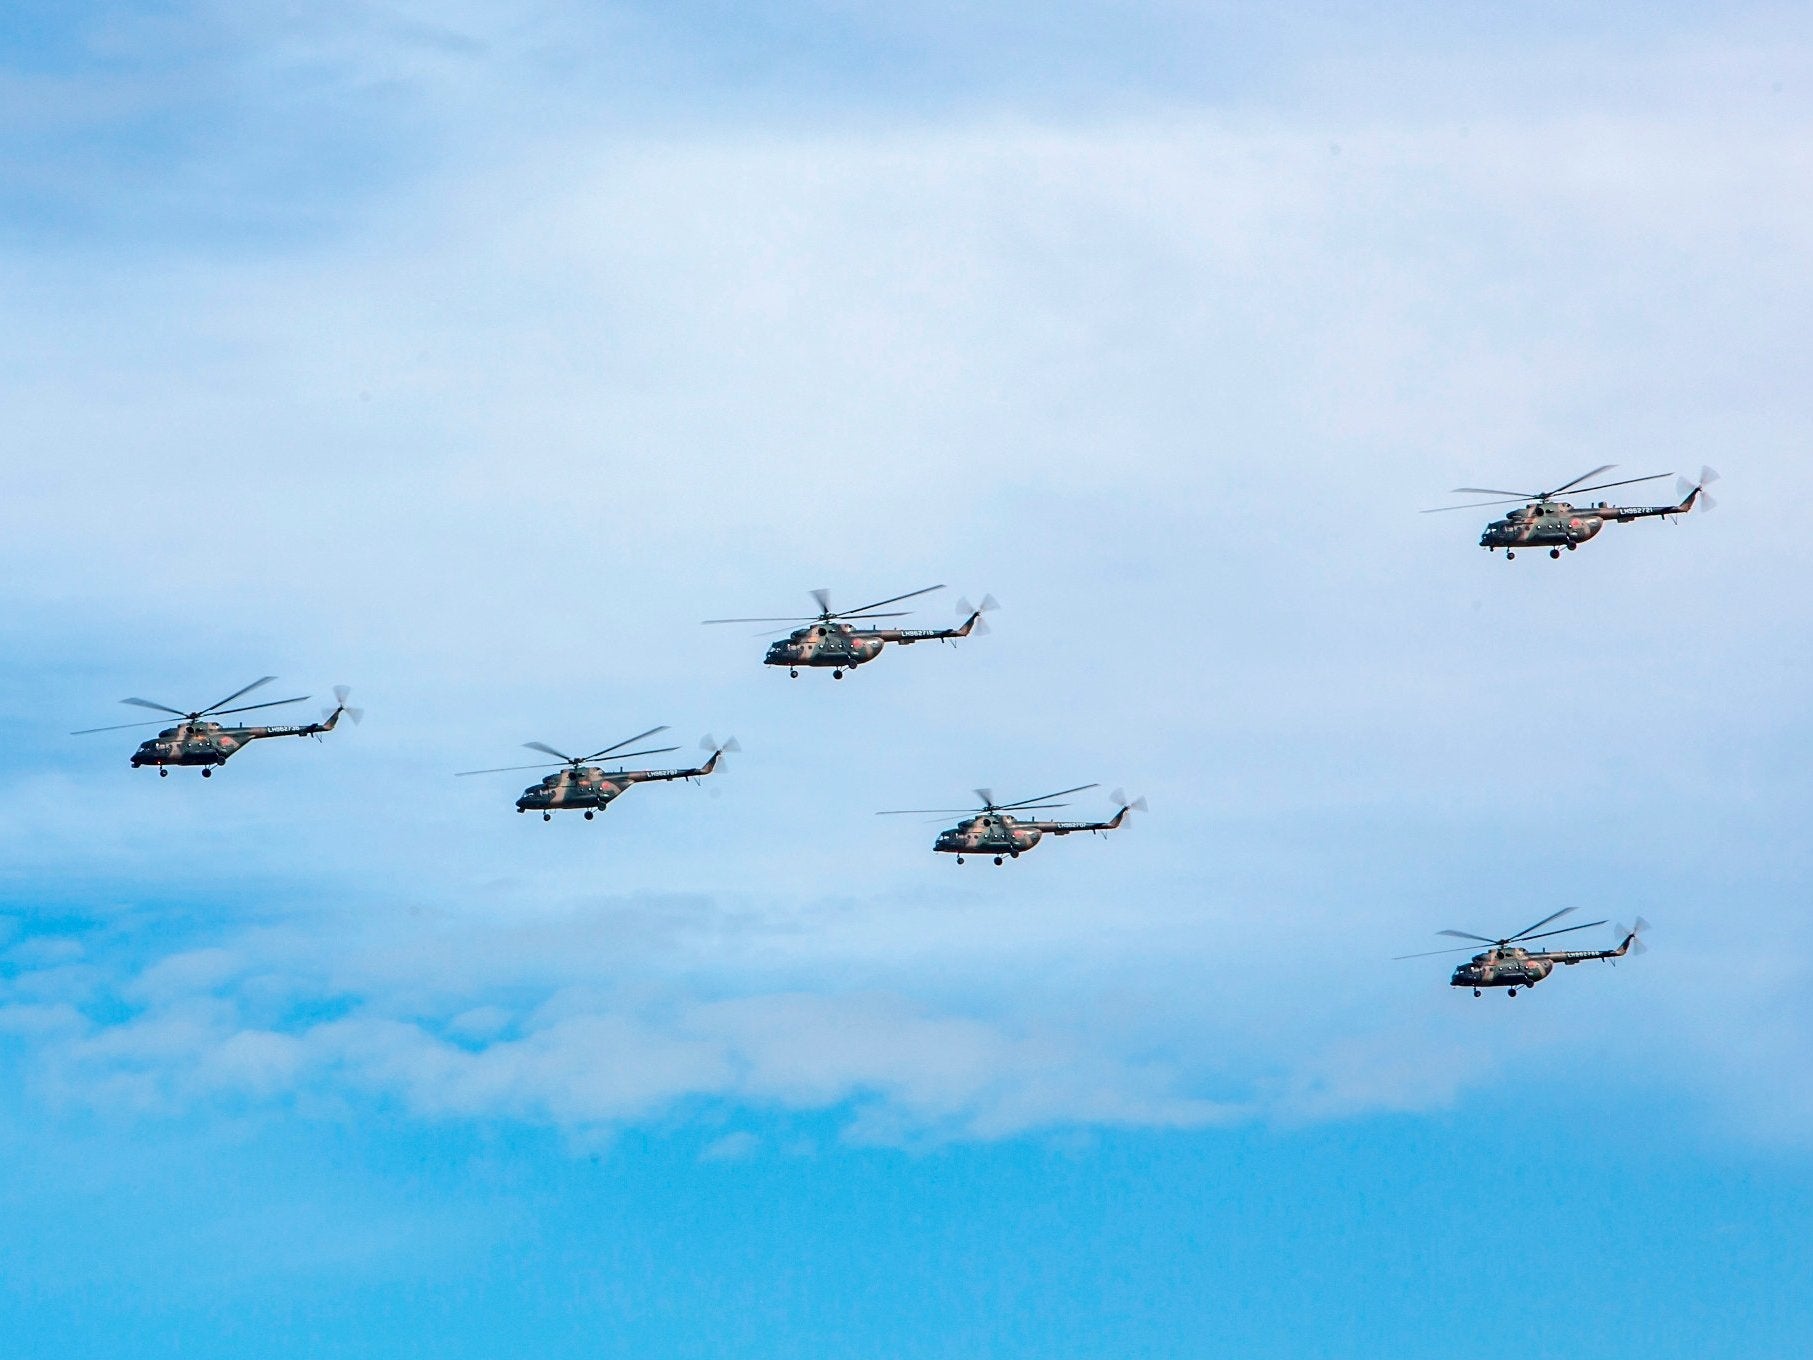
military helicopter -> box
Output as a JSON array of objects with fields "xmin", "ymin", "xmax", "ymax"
[
  {"xmin": 72, "ymin": 677, "xmax": 361, "ymax": 775},
  {"xmin": 703, "ymin": 586, "xmax": 996, "ymax": 678},
  {"xmin": 457, "ymin": 728, "xmax": 739, "ymax": 820},
  {"xmin": 1396, "ymin": 908, "xmax": 1648, "ymax": 996},
  {"xmin": 877, "ymin": 784, "xmax": 1146, "ymax": 865},
  {"xmin": 1426, "ymin": 465, "xmax": 1718, "ymax": 559}
]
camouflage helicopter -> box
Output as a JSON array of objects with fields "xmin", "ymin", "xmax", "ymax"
[
  {"xmin": 457, "ymin": 728, "xmax": 739, "ymax": 820},
  {"xmin": 1426, "ymin": 465, "xmax": 1718, "ymax": 559},
  {"xmin": 877, "ymin": 784, "xmax": 1146, "ymax": 865},
  {"xmin": 72, "ymin": 677, "xmax": 361, "ymax": 776},
  {"xmin": 1396, "ymin": 908, "xmax": 1648, "ymax": 997},
  {"xmin": 703, "ymin": 586, "xmax": 995, "ymax": 678}
]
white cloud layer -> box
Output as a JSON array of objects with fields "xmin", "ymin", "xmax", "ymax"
[{"xmin": 3, "ymin": 13, "xmax": 1812, "ymax": 1148}]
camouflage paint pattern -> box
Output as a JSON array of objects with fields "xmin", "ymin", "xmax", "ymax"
[
  {"xmin": 1478, "ymin": 485, "xmax": 1704, "ymax": 554},
  {"xmin": 1450, "ymin": 930, "xmax": 1641, "ymax": 994},
  {"xmin": 933, "ymin": 801, "xmax": 1136, "ymax": 863},
  {"xmin": 765, "ymin": 610, "xmax": 985, "ymax": 675},
  {"xmin": 128, "ymin": 702, "xmax": 353, "ymax": 772},
  {"xmin": 516, "ymin": 746, "xmax": 728, "ymax": 818}
]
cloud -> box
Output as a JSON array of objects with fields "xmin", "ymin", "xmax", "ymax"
[{"xmin": 2, "ymin": 17, "xmax": 1812, "ymax": 1152}]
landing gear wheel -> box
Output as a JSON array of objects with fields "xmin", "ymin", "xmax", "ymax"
[
  {"xmin": 1549, "ymin": 548, "xmax": 1561, "ymax": 559},
  {"xmin": 201, "ymin": 768, "xmax": 212, "ymax": 778},
  {"xmin": 1009, "ymin": 851, "xmax": 1019, "ymax": 859},
  {"xmin": 159, "ymin": 768, "xmax": 168, "ymax": 778},
  {"xmin": 789, "ymin": 668, "xmax": 799, "ymax": 679},
  {"xmin": 1474, "ymin": 988, "xmax": 1482, "ymax": 997},
  {"xmin": 956, "ymin": 856, "xmax": 964, "ymax": 865},
  {"xmin": 993, "ymin": 855, "xmax": 1004, "ymax": 866},
  {"xmin": 833, "ymin": 669, "xmax": 843, "ymax": 679},
  {"xmin": 543, "ymin": 812, "xmax": 552, "ymax": 822},
  {"xmin": 1507, "ymin": 988, "xmax": 1518, "ymax": 997},
  {"xmin": 584, "ymin": 810, "xmax": 594, "ymax": 820},
  {"xmin": 1506, "ymin": 550, "xmax": 1515, "ymax": 560},
  {"xmin": 1566, "ymin": 542, "xmax": 1577, "ymax": 551}
]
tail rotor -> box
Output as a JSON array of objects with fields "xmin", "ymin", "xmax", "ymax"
[
  {"xmin": 1614, "ymin": 917, "xmax": 1651, "ymax": 956},
  {"xmin": 323, "ymin": 685, "xmax": 364, "ymax": 725},
  {"xmin": 1110, "ymin": 788, "xmax": 1150, "ymax": 817},
  {"xmin": 955, "ymin": 594, "xmax": 999, "ymax": 637},
  {"xmin": 1676, "ymin": 466, "xmax": 1719, "ymax": 513}
]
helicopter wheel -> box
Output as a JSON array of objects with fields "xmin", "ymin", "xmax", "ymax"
[
  {"xmin": 833, "ymin": 669, "xmax": 843, "ymax": 679},
  {"xmin": 789, "ymin": 669, "xmax": 799, "ymax": 678},
  {"xmin": 1549, "ymin": 548, "xmax": 1561, "ymax": 559},
  {"xmin": 159, "ymin": 768, "xmax": 168, "ymax": 778},
  {"xmin": 1009, "ymin": 851, "xmax": 1019, "ymax": 859},
  {"xmin": 1566, "ymin": 542, "xmax": 1577, "ymax": 551},
  {"xmin": 1473, "ymin": 988, "xmax": 1482, "ymax": 997},
  {"xmin": 1507, "ymin": 988, "xmax": 1518, "ymax": 997},
  {"xmin": 201, "ymin": 768, "xmax": 212, "ymax": 778},
  {"xmin": 584, "ymin": 810, "xmax": 594, "ymax": 820},
  {"xmin": 956, "ymin": 856, "xmax": 964, "ymax": 864},
  {"xmin": 1506, "ymin": 550, "xmax": 1515, "ymax": 560},
  {"xmin": 994, "ymin": 855, "xmax": 1004, "ymax": 866},
  {"xmin": 543, "ymin": 812, "xmax": 552, "ymax": 822}
]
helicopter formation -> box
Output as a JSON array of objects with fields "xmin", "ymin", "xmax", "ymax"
[{"xmin": 71, "ymin": 469, "xmax": 1712, "ymax": 996}]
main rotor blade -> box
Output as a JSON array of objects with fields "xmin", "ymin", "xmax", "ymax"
[
  {"xmin": 201, "ymin": 676, "xmax": 277, "ymax": 716},
  {"xmin": 810, "ymin": 588, "xmax": 832, "ymax": 616},
  {"xmin": 587, "ymin": 725, "xmax": 671, "ymax": 760},
  {"xmin": 594, "ymin": 746, "xmax": 681, "ymax": 764},
  {"xmin": 1437, "ymin": 929, "xmax": 1499, "ymax": 944},
  {"xmin": 876, "ymin": 808, "xmax": 974, "ymax": 816},
  {"xmin": 1517, "ymin": 919, "xmax": 1608, "ymax": 944},
  {"xmin": 1451, "ymin": 486, "xmax": 1541, "ymax": 499},
  {"xmin": 72, "ymin": 717, "xmax": 172, "ymax": 734},
  {"xmin": 120, "ymin": 697, "xmax": 189, "ymax": 717},
  {"xmin": 455, "ymin": 762, "xmax": 562, "ymax": 777},
  {"xmin": 523, "ymin": 741, "xmax": 578, "ymax": 763},
  {"xmin": 836, "ymin": 584, "xmax": 944, "ymax": 618},
  {"xmin": 1421, "ymin": 497, "xmax": 1530, "ymax": 513},
  {"xmin": 1562, "ymin": 472, "xmax": 1671, "ymax": 498},
  {"xmin": 210, "ymin": 695, "xmax": 309, "ymax": 717},
  {"xmin": 1394, "ymin": 943, "xmax": 1486, "ymax": 959},
  {"xmin": 702, "ymin": 616, "xmax": 814, "ymax": 625},
  {"xmin": 997, "ymin": 783, "xmax": 1098, "ymax": 810},
  {"xmin": 837, "ymin": 611, "xmax": 913, "ymax": 620},
  {"xmin": 1543, "ymin": 464, "xmax": 1617, "ymax": 498},
  {"xmin": 1507, "ymin": 906, "xmax": 1576, "ymax": 943}
]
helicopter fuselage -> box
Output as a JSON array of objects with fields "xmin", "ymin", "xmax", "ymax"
[
  {"xmin": 933, "ymin": 805, "xmax": 1131, "ymax": 860},
  {"xmin": 1450, "ymin": 947, "xmax": 1556, "ymax": 990},
  {"xmin": 1480, "ymin": 493, "xmax": 1696, "ymax": 552},
  {"xmin": 130, "ymin": 714, "xmax": 339, "ymax": 770},
  {"xmin": 1479, "ymin": 501, "xmax": 1611, "ymax": 549},
  {"xmin": 765, "ymin": 624, "xmax": 887, "ymax": 672},
  {"xmin": 516, "ymin": 767, "xmax": 634, "ymax": 812},
  {"xmin": 515, "ymin": 750, "xmax": 724, "ymax": 816},
  {"xmin": 935, "ymin": 813, "xmax": 1043, "ymax": 857}
]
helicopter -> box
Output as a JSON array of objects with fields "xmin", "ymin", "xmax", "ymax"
[
  {"xmin": 457, "ymin": 728, "xmax": 739, "ymax": 820},
  {"xmin": 72, "ymin": 677, "xmax": 361, "ymax": 775},
  {"xmin": 1426, "ymin": 465, "xmax": 1718, "ymax": 559},
  {"xmin": 703, "ymin": 586, "xmax": 996, "ymax": 678},
  {"xmin": 877, "ymin": 784, "xmax": 1146, "ymax": 865},
  {"xmin": 1396, "ymin": 908, "xmax": 1648, "ymax": 996}
]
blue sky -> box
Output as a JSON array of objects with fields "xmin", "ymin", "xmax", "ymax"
[{"xmin": 4, "ymin": 2, "xmax": 1813, "ymax": 1355}]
